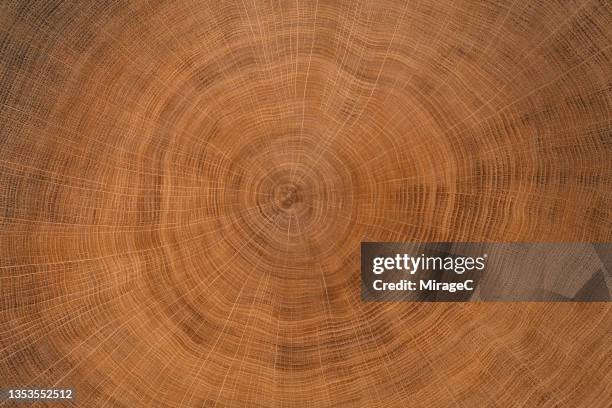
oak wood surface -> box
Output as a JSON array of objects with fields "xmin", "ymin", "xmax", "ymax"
[{"xmin": 0, "ymin": 1, "xmax": 610, "ymax": 406}]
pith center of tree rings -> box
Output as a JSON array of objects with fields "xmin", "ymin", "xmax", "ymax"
[{"xmin": 273, "ymin": 182, "xmax": 302, "ymax": 211}]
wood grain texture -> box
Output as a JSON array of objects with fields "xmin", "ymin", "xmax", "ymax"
[{"xmin": 0, "ymin": 0, "xmax": 610, "ymax": 406}]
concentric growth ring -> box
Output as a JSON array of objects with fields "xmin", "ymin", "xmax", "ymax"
[{"xmin": 0, "ymin": 1, "xmax": 610, "ymax": 407}]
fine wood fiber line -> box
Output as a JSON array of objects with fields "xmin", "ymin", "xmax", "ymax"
[{"xmin": 0, "ymin": 0, "xmax": 610, "ymax": 407}]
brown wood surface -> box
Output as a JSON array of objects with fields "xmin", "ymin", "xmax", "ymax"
[{"xmin": 0, "ymin": 0, "xmax": 610, "ymax": 406}]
